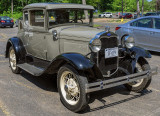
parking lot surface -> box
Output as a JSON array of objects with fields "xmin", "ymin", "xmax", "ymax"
[{"xmin": 0, "ymin": 25, "xmax": 160, "ymax": 116}]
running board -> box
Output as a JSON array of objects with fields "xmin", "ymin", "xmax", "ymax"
[
  {"xmin": 17, "ymin": 63, "xmax": 44, "ymax": 76},
  {"xmin": 85, "ymin": 67, "xmax": 158, "ymax": 93}
]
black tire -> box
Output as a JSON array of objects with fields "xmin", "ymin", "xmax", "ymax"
[
  {"xmin": 9, "ymin": 46, "xmax": 21, "ymax": 74},
  {"xmin": 57, "ymin": 65, "xmax": 89, "ymax": 112},
  {"xmin": 124, "ymin": 59, "xmax": 152, "ymax": 93},
  {"xmin": 10, "ymin": 26, "xmax": 13, "ymax": 28}
]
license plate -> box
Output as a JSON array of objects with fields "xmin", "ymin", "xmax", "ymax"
[{"xmin": 105, "ymin": 47, "xmax": 118, "ymax": 58}]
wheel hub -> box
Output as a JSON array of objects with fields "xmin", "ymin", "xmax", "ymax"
[{"xmin": 65, "ymin": 78, "xmax": 79, "ymax": 96}]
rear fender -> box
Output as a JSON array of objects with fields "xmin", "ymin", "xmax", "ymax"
[{"xmin": 5, "ymin": 37, "xmax": 26, "ymax": 63}]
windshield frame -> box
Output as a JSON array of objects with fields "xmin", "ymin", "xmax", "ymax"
[{"xmin": 47, "ymin": 9, "xmax": 94, "ymax": 29}]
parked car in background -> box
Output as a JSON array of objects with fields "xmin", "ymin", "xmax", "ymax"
[
  {"xmin": 115, "ymin": 16, "xmax": 160, "ymax": 52},
  {"xmin": 116, "ymin": 12, "xmax": 122, "ymax": 17},
  {"xmin": 144, "ymin": 12, "xmax": 157, "ymax": 16},
  {"xmin": 99, "ymin": 12, "xmax": 112, "ymax": 18},
  {"xmin": 0, "ymin": 16, "xmax": 14, "ymax": 28},
  {"xmin": 15, "ymin": 17, "xmax": 23, "ymax": 27},
  {"xmin": 133, "ymin": 13, "xmax": 143, "ymax": 19},
  {"xmin": 119, "ymin": 13, "xmax": 132, "ymax": 19},
  {"xmin": 5, "ymin": 3, "xmax": 157, "ymax": 112}
]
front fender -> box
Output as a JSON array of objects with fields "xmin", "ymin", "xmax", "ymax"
[
  {"xmin": 130, "ymin": 46, "xmax": 151, "ymax": 59},
  {"xmin": 129, "ymin": 46, "xmax": 151, "ymax": 72},
  {"xmin": 45, "ymin": 53, "xmax": 104, "ymax": 81}
]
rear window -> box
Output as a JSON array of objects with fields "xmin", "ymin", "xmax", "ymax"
[{"xmin": 1, "ymin": 17, "xmax": 11, "ymax": 20}]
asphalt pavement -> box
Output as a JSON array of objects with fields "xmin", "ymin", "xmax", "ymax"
[{"xmin": 0, "ymin": 25, "xmax": 160, "ymax": 116}]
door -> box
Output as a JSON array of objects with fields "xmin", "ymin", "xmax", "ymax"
[
  {"xmin": 133, "ymin": 18, "xmax": 153, "ymax": 49},
  {"xmin": 26, "ymin": 10, "xmax": 47, "ymax": 60},
  {"xmin": 148, "ymin": 18, "xmax": 160, "ymax": 51}
]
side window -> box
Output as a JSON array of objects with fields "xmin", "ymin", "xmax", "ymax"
[
  {"xmin": 24, "ymin": 11, "xmax": 28, "ymax": 25},
  {"xmin": 137, "ymin": 18, "xmax": 152, "ymax": 28},
  {"xmin": 130, "ymin": 21, "xmax": 137, "ymax": 27},
  {"xmin": 154, "ymin": 18, "xmax": 160, "ymax": 29},
  {"xmin": 30, "ymin": 10, "xmax": 44, "ymax": 27}
]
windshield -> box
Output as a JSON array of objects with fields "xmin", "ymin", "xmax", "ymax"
[
  {"xmin": 48, "ymin": 9, "xmax": 93, "ymax": 28},
  {"xmin": 1, "ymin": 17, "xmax": 11, "ymax": 20}
]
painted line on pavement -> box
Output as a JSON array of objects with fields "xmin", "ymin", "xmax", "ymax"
[
  {"xmin": 149, "ymin": 87, "xmax": 160, "ymax": 92},
  {"xmin": 14, "ymin": 80, "xmax": 53, "ymax": 95},
  {"xmin": 0, "ymin": 99, "xmax": 11, "ymax": 116},
  {"xmin": 0, "ymin": 55, "xmax": 4, "ymax": 57},
  {"xmin": 0, "ymin": 33, "xmax": 7, "ymax": 39},
  {"xmin": 0, "ymin": 61, "xmax": 8, "ymax": 63}
]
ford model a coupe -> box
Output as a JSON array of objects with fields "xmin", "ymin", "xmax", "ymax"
[{"xmin": 5, "ymin": 3, "xmax": 157, "ymax": 112}]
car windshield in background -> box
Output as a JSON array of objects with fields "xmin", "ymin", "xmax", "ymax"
[
  {"xmin": 1, "ymin": 17, "xmax": 11, "ymax": 20},
  {"xmin": 48, "ymin": 9, "xmax": 92, "ymax": 28}
]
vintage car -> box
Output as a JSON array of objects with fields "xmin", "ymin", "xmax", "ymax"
[{"xmin": 5, "ymin": 3, "xmax": 157, "ymax": 112}]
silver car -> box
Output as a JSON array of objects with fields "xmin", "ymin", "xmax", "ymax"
[{"xmin": 116, "ymin": 16, "xmax": 160, "ymax": 52}]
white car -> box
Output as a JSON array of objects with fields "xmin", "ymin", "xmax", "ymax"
[{"xmin": 99, "ymin": 12, "xmax": 112, "ymax": 18}]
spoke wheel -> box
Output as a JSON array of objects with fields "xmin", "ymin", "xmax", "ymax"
[
  {"xmin": 60, "ymin": 71, "xmax": 80, "ymax": 105},
  {"xmin": 124, "ymin": 58, "xmax": 152, "ymax": 93},
  {"xmin": 128, "ymin": 63, "xmax": 144, "ymax": 87},
  {"xmin": 58, "ymin": 65, "xmax": 89, "ymax": 112},
  {"xmin": 9, "ymin": 47, "xmax": 21, "ymax": 74}
]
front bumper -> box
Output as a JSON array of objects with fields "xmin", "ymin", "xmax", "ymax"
[{"xmin": 85, "ymin": 67, "xmax": 158, "ymax": 93}]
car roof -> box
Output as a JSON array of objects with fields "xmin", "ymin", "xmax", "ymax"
[
  {"xmin": 120, "ymin": 16, "xmax": 160, "ymax": 26},
  {"xmin": 24, "ymin": 3, "xmax": 94, "ymax": 10}
]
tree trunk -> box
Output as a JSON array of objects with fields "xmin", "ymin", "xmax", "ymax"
[
  {"xmin": 11, "ymin": 0, "xmax": 13, "ymax": 18},
  {"xmin": 137, "ymin": 0, "xmax": 140, "ymax": 18},
  {"xmin": 82, "ymin": 0, "xmax": 89, "ymax": 19},
  {"xmin": 122, "ymin": 0, "xmax": 123, "ymax": 15},
  {"xmin": 142, "ymin": 0, "xmax": 144, "ymax": 16}
]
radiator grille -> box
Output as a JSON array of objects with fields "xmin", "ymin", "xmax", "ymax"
[{"xmin": 98, "ymin": 36, "xmax": 118, "ymax": 75}]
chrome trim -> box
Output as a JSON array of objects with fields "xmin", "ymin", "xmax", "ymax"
[{"xmin": 85, "ymin": 67, "xmax": 158, "ymax": 93}]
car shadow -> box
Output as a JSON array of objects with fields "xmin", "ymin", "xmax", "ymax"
[
  {"xmin": 20, "ymin": 70, "xmax": 152, "ymax": 113},
  {"xmin": 20, "ymin": 71, "xmax": 58, "ymax": 92},
  {"xmin": 150, "ymin": 51, "xmax": 160, "ymax": 56},
  {"xmin": 79, "ymin": 87, "xmax": 152, "ymax": 114}
]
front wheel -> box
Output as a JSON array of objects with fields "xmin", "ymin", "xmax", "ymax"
[
  {"xmin": 124, "ymin": 59, "xmax": 152, "ymax": 93},
  {"xmin": 57, "ymin": 65, "xmax": 89, "ymax": 112}
]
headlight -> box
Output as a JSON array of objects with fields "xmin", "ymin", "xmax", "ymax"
[
  {"xmin": 123, "ymin": 36, "xmax": 135, "ymax": 49},
  {"xmin": 89, "ymin": 38, "xmax": 101, "ymax": 52}
]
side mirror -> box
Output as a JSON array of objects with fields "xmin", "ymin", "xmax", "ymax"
[{"xmin": 52, "ymin": 30, "xmax": 58, "ymax": 41}]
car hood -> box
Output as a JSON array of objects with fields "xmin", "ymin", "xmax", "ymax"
[{"xmin": 59, "ymin": 26, "xmax": 103, "ymax": 41}]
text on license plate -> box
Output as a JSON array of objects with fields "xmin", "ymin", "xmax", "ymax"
[{"xmin": 105, "ymin": 47, "xmax": 118, "ymax": 58}]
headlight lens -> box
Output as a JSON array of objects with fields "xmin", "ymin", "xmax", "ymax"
[
  {"xmin": 124, "ymin": 36, "xmax": 135, "ymax": 49},
  {"xmin": 89, "ymin": 38, "xmax": 101, "ymax": 52}
]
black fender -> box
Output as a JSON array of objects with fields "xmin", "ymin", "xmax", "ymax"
[
  {"xmin": 45, "ymin": 53, "xmax": 104, "ymax": 82},
  {"xmin": 5, "ymin": 37, "xmax": 26, "ymax": 63},
  {"xmin": 129, "ymin": 46, "xmax": 151, "ymax": 72}
]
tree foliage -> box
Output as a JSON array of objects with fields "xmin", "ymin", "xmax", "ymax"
[{"xmin": 0, "ymin": 0, "xmax": 157, "ymax": 15}]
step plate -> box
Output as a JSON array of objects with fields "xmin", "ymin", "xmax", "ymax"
[{"xmin": 17, "ymin": 63, "xmax": 44, "ymax": 76}]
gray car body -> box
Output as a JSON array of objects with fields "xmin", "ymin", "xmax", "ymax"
[
  {"xmin": 116, "ymin": 16, "xmax": 160, "ymax": 52},
  {"xmin": 16, "ymin": 3, "xmax": 98, "ymax": 61}
]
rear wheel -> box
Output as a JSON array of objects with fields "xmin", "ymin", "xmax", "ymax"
[
  {"xmin": 10, "ymin": 26, "xmax": 13, "ymax": 28},
  {"xmin": 124, "ymin": 59, "xmax": 152, "ymax": 93},
  {"xmin": 57, "ymin": 65, "xmax": 89, "ymax": 112},
  {"xmin": 9, "ymin": 46, "xmax": 21, "ymax": 74}
]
